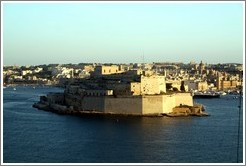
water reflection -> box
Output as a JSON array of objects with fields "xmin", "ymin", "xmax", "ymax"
[{"xmin": 3, "ymin": 86, "xmax": 243, "ymax": 163}]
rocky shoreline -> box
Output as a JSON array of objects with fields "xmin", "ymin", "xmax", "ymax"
[{"xmin": 164, "ymin": 104, "xmax": 209, "ymax": 117}]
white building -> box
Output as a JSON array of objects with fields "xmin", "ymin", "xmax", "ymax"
[{"xmin": 21, "ymin": 70, "xmax": 33, "ymax": 76}]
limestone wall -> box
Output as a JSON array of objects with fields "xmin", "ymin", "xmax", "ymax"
[
  {"xmin": 104, "ymin": 97, "xmax": 142, "ymax": 115},
  {"xmin": 142, "ymin": 95, "xmax": 163, "ymax": 114},
  {"xmin": 85, "ymin": 89, "xmax": 113, "ymax": 96},
  {"xmin": 140, "ymin": 75, "xmax": 166, "ymax": 95},
  {"xmin": 82, "ymin": 97, "xmax": 105, "ymax": 112},
  {"xmin": 131, "ymin": 82, "xmax": 141, "ymax": 95},
  {"xmin": 63, "ymin": 93, "xmax": 193, "ymax": 115},
  {"xmin": 64, "ymin": 94, "xmax": 82, "ymax": 109},
  {"xmin": 142, "ymin": 93, "xmax": 193, "ymax": 114},
  {"xmin": 174, "ymin": 93, "xmax": 193, "ymax": 106},
  {"xmin": 162, "ymin": 95, "xmax": 176, "ymax": 113},
  {"xmin": 47, "ymin": 93, "xmax": 64, "ymax": 104}
]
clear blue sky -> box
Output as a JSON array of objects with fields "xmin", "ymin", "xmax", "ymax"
[{"xmin": 2, "ymin": 2, "xmax": 244, "ymax": 66}]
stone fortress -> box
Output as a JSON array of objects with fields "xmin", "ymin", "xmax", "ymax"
[{"xmin": 34, "ymin": 65, "xmax": 206, "ymax": 116}]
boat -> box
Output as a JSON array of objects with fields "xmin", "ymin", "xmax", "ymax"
[
  {"xmin": 218, "ymin": 91, "xmax": 227, "ymax": 96},
  {"xmin": 193, "ymin": 92, "xmax": 220, "ymax": 99}
]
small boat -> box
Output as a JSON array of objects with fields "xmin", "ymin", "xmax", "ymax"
[
  {"xmin": 13, "ymin": 88, "xmax": 16, "ymax": 91},
  {"xmin": 193, "ymin": 92, "xmax": 220, "ymax": 99},
  {"xmin": 218, "ymin": 91, "xmax": 227, "ymax": 96},
  {"xmin": 221, "ymin": 92, "xmax": 227, "ymax": 96}
]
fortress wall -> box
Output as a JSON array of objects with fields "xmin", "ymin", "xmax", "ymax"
[
  {"xmin": 65, "ymin": 94, "xmax": 83, "ymax": 103},
  {"xmin": 65, "ymin": 96, "xmax": 81, "ymax": 108},
  {"xmin": 104, "ymin": 97, "xmax": 142, "ymax": 115},
  {"xmin": 82, "ymin": 97, "xmax": 105, "ymax": 112},
  {"xmin": 47, "ymin": 93, "xmax": 64, "ymax": 104},
  {"xmin": 142, "ymin": 94, "xmax": 192, "ymax": 114},
  {"xmin": 174, "ymin": 93, "xmax": 193, "ymax": 106},
  {"xmin": 161, "ymin": 95, "xmax": 177, "ymax": 113},
  {"xmin": 69, "ymin": 93, "xmax": 194, "ymax": 115},
  {"xmin": 142, "ymin": 95, "xmax": 163, "ymax": 114}
]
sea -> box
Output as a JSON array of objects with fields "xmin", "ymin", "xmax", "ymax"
[{"xmin": 2, "ymin": 85, "xmax": 244, "ymax": 163}]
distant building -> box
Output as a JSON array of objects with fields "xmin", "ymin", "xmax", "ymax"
[
  {"xmin": 216, "ymin": 73, "xmax": 240, "ymax": 90},
  {"xmin": 166, "ymin": 80, "xmax": 182, "ymax": 91},
  {"xmin": 91, "ymin": 65, "xmax": 125, "ymax": 76},
  {"xmin": 21, "ymin": 70, "xmax": 33, "ymax": 76},
  {"xmin": 83, "ymin": 65, "xmax": 95, "ymax": 73},
  {"xmin": 34, "ymin": 67, "xmax": 43, "ymax": 73},
  {"xmin": 198, "ymin": 61, "xmax": 205, "ymax": 74},
  {"xmin": 197, "ymin": 81, "xmax": 208, "ymax": 91},
  {"xmin": 184, "ymin": 80, "xmax": 208, "ymax": 91},
  {"xmin": 217, "ymin": 79, "xmax": 238, "ymax": 90},
  {"xmin": 126, "ymin": 69, "xmax": 143, "ymax": 75}
]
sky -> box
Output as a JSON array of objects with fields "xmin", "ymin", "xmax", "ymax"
[{"xmin": 2, "ymin": 2, "xmax": 244, "ymax": 66}]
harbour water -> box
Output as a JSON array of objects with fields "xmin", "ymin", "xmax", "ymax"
[{"xmin": 3, "ymin": 85, "xmax": 243, "ymax": 163}]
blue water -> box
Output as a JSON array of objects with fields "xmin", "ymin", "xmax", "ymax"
[{"xmin": 3, "ymin": 86, "xmax": 244, "ymax": 163}]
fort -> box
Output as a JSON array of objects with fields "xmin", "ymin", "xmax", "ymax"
[{"xmin": 33, "ymin": 65, "xmax": 208, "ymax": 117}]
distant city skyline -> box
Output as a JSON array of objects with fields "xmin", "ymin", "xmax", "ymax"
[{"xmin": 2, "ymin": 1, "xmax": 244, "ymax": 66}]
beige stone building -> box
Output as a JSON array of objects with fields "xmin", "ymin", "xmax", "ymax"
[
  {"xmin": 92, "ymin": 65, "xmax": 125, "ymax": 76},
  {"xmin": 125, "ymin": 69, "xmax": 143, "ymax": 75},
  {"xmin": 217, "ymin": 80, "xmax": 238, "ymax": 90},
  {"xmin": 125, "ymin": 75, "xmax": 166, "ymax": 95},
  {"xmin": 166, "ymin": 80, "xmax": 182, "ymax": 91},
  {"xmin": 216, "ymin": 73, "xmax": 240, "ymax": 90},
  {"xmin": 83, "ymin": 65, "xmax": 95, "ymax": 72},
  {"xmin": 140, "ymin": 75, "xmax": 166, "ymax": 95},
  {"xmin": 197, "ymin": 81, "xmax": 208, "ymax": 91},
  {"xmin": 184, "ymin": 80, "xmax": 208, "ymax": 91}
]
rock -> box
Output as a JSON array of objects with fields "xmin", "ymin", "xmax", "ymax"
[{"xmin": 164, "ymin": 104, "xmax": 209, "ymax": 117}]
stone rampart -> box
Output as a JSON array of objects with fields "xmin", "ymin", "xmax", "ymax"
[
  {"xmin": 104, "ymin": 96, "xmax": 142, "ymax": 115},
  {"xmin": 36, "ymin": 93, "xmax": 194, "ymax": 116}
]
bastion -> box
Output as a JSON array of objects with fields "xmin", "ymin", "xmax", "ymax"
[{"xmin": 33, "ymin": 92, "xmax": 208, "ymax": 117}]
